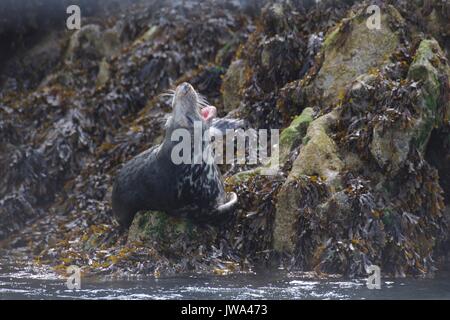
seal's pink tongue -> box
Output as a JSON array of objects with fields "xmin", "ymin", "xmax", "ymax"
[{"xmin": 201, "ymin": 105, "xmax": 217, "ymax": 121}]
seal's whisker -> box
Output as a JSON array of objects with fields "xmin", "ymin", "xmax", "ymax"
[
  {"xmin": 197, "ymin": 94, "xmax": 210, "ymax": 108},
  {"xmin": 158, "ymin": 90, "xmax": 176, "ymax": 99}
]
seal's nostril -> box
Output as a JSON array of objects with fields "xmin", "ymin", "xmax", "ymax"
[
  {"xmin": 180, "ymin": 83, "xmax": 194, "ymax": 95},
  {"xmin": 179, "ymin": 82, "xmax": 189, "ymax": 94}
]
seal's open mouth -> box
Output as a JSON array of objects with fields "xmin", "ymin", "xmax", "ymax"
[{"xmin": 200, "ymin": 105, "xmax": 217, "ymax": 122}]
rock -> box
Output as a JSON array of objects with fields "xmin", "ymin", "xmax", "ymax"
[
  {"xmin": 279, "ymin": 107, "xmax": 313, "ymax": 165},
  {"xmin": 370, "ymin": 124, "xmax": 414, "ymax": 174},
  {"xmin": 221, "ymin": 59, "xmax": 246, "ymax": 112},
  {"xmin": 96, "ymin": 58, "xmax": 111, "ymax": 87},
  {"xmin": 346, "ymin": 74, "xmax": 378, "ymax": 113},
  {"xmin": 260, "ymin": 2, "xmax": 289, "ymax": 35},
  {"xmin": 408, "ymin": 38, "xmax": 450, "ymax": 138},
  {"xmin": 127, "ymin": 211, "xmax": 201, "ymax": 246},
  {"xmin": 422, "ymin": 4, "xmax": 450, "ymax": 55},
  {"xmin": 273, "ymin": 175, "xmax": 329, "ymax": 254},
  {"xmin": 215, "ymin": 38, "xmax": 242, "ymax": 67},
  {"xmin": 272, "ymin": 181, "xmax": 300, "ymax": 253},
  {"xmin": 288, "ymin": 109, "xmax": 343, "ymax": 188},
  {"xmin": 0, "ymin": 193, "xmax": 38, "ymax": 241},
  {"xmin": 273, "ymin": 109, "xmax": 342, "ymax": 253},
  {"xmin": 308, "ymin": 5, "xmax": 402, "ymax": 105},
  {"xmin": 225, "ymin": 169, "xmax": 260, "ymax": 186},
  {"xmin": 0, "ymin": 30, "xmax": 64, "ymax": 92},
  {"xmin": 221, "ymin": 107, "xmax": 312, "ymax": 179},
  {"xmin": 65, "ymin": 24, "xmax": 121, "ymax": 62},
  {"xmin": 370, "ymin": 39, "xmax": 449, "ymax": 174}
]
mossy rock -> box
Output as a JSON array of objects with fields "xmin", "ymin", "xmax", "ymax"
[
  {"xmin": 226, "ymin": 108, "xmax": 314, "ymax": 177},
  {"xmin": 308, "ymin": 5, "xmax": 401, "ymax": 105},
  {"xmin": 408, "ymin": 39, "xmax": 441, "ymax": 102},
  {"xmin": 273, "ymin": 110, "xmax": 342, "ymax": 254},
  {"xmin": 279, "ymin": 107, "xmax": 314, "ymax": 165},
  {"xmin": 370, "ymin": 38, "xmax": 449, "ymax": 174},
  {"xmin": 65, "ymin": 24, "xmax": 120, "ymax": 62},
  {"xmin": 288, "ymin": 109, "xmax": 343, "ymax": 189},
  {"xmin": 225, "ymin": 168, "xmax": 261, "ymax": 186},
  {"xmin": 127, "ymin": 211, "xmax": 201, "ymax": 246},
  {"xmin": 221, "ymin": 59, "xmax": 246, "ymax": 112},
  {"xmin": 408, "ymin": 39, "xmax": 450, "ymax": 150}
]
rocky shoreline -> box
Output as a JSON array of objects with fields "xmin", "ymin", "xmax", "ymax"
[{"xmin": 0, "ymin": 0, "xmax": 449, "ymax": 278}]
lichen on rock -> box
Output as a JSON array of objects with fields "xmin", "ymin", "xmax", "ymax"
[{"xmin": 306, "ymin": 5, "xmax": 402, "ymax": 106}]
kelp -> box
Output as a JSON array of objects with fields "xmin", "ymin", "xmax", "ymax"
[{"xmin": 0, "ymin": 0, "xmax": 449, "ymax": 278}]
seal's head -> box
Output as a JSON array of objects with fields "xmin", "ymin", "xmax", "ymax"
[{"xmin": 171, "ymin": 82, "xmax": 216, "ymax": 128}]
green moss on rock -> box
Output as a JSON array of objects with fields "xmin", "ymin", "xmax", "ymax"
[
  {"xmin": 407, "ymin": 38, "xmax": 450, "ymax": 151},
  {"xmin": 279, "ymin": 107, "xmax": 314, "ymax": 165},
  {"xmin": 288, "ymin": 110, "xmax": 343, "ymax": 189},
  {"xmin": 127, "ymin": 211, "xmax": 199, "ymax": 246},
  {"xmin": 308, "ymin": 6, "xmax": 401, "ymax": 105}
]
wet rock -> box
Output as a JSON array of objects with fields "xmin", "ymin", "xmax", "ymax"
[
  {"xmin": 260, "ymin": 2, "xmax": 290, "ymax": 36},
  {"xmin": 0, "ymin": 193, "xmax": 39, "ymax": 240},
  {"xmin": 289, "ymin": 110, "xmax": 343, "ymax": 188},
  {"xmin": 346, "ymin": 74, "xmax": 378, "ymax": 113},
  {"xmin": 407, "ymin": 38, "xmax": 449, "ymax": 133},
  {"xmin": 96, "ymin": 58, "xmax": 111, "ymax": 87},
  {"xmin": 221, "ymin": 59, "xmax": 246, "ymax": 112},
  {"xmin": 127, "ymin": 211, "xmax": 202, "ymax": 246},
  {"xmin": 279, "ymin": 107, "xmax": 313, "ymax": 165},
  {"xmin": 65, "ymin": 24, "xmax": 121, "ymax": 62},
  {"xmin": 273, "ymin": 109, "xmax": 342, "ymax": 253},
  {"xmin": 419, "ymin": 1, "xmax": 450, "ymax": 56},
  {"xmin": 307, "ymin": 5, "xmax": 402, "ymax": 105},
  {"xmin": 370, "ymin": 123, "xmax": 414, "ymax": 174},
  {"xmin": 0, "ymin": 30, "xmax": 65, "ymax": 92},
  {"xmin": 370, "ymin": 39, "xmax": 449, "ymax": 175},
  {"xmin": 273, "ymin": 175, "xmax": 328, "ymax": 254}
]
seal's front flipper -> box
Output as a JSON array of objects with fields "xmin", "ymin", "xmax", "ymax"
[{"xmin": 217, "ymin": 192, "xmax": 238, "ymax": 213}]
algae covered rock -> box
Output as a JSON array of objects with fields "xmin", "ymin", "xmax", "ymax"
[
  {"xmin": 221, "ymin": 59, "xmax": 246, "ymax": 112},
  {"xmin": 127, "ymin": 211, "xmax": 202, "ymax": 247},
  {"xmin": 270, "ymin": 5, "xmax": 450, "ymax": 276},
  {"xmin": 370, "ymin": 123, "xmax": 414, "ymax": 174},
  {"xmin": 408, "ymin": 38, "xmax": 450, "ymax": 136},
  {"xmin": 273, "ymin": 175, "xmax": 328, "ymax": 254},
  {"xmin": 370, "ymin": 38, "xmax": 450, "ymax": 174},
  {"xmin": 279, "ymin": 107, "xmax": 313, "ymax": 165},
  {"xmin": 288, "ymin": 109, "xmax": 343, "ymax": 188},
  {"xmin": 1, "ymin": 0, "xmax": 450, "ymax": 279},
  {"xmin": 65, "ymin": 24, "xmax": 121, "ymax": 62},
  {"xmin": 308, "ymin": 5, "xmax": 402, "ymax": 105},
  {"xmin": 273, "ymin": 109, "xmax": 342, "ymax": 253}
]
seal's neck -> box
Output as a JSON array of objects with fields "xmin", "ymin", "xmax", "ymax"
[{"xmin": 161, "ymin": 117, "xmax": 214, "ymax": 165}]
